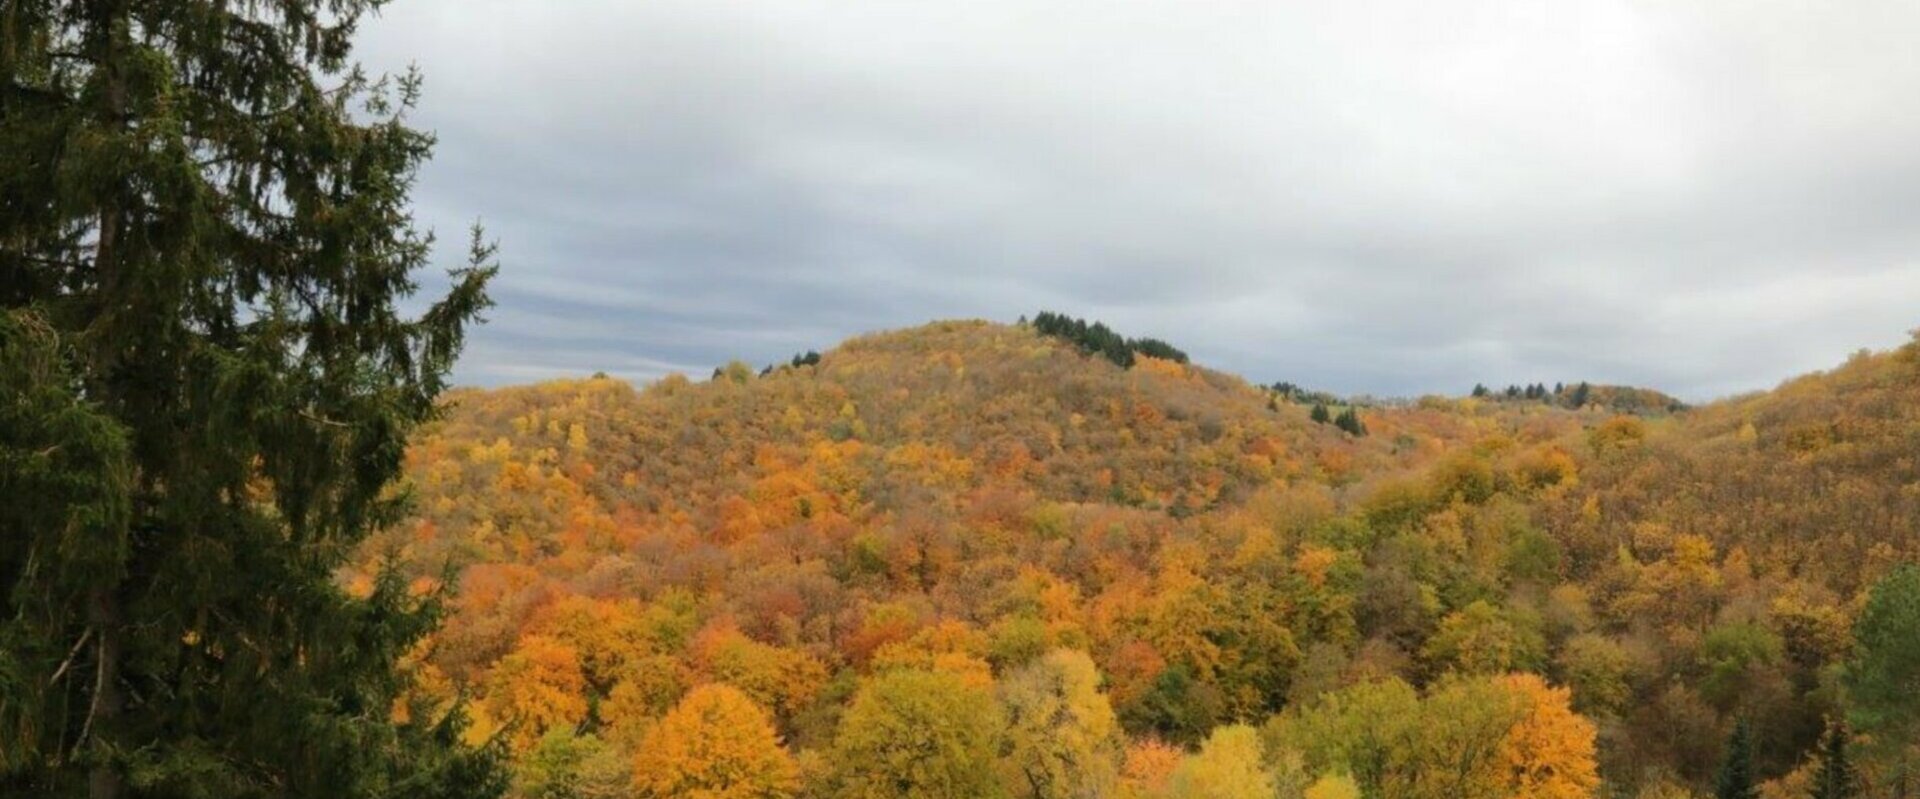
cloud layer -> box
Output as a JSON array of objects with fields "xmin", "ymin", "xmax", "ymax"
[{"xmin": 360, "ymin": 0, "xmax": 1920, "ymax": 400}]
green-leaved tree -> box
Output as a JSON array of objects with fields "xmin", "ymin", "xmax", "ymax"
[
  {"xmin": 1, "ymin": 1, "xmax": 504, "ymax": 796},
  {"xmin": 1843, "ymin": 564, "xmax": 1920, "ymax": 794}
]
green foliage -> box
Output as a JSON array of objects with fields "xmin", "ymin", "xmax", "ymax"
[
  {"xmin": 831, "ymin": 669, "xmax": 1005, "ymax": 799},
  {"xmin": 1556, "ymin": 634, "xmax": 1633, "ymax": 717},
  {"xmin": 0, "ymin": 0, "xmax": 502, "ymax": 794},
  {"xmin": 1697, "ymin": 622, "xmax": 1781, "ymax": 710},
  {"xmin": 1423, "ymin": 600, "xmax": 1546, "ymax": 676},
  {"xmin": 1334, "ymin": 407, "xmax": 1368, "ymax": 436},
  {"xmin": 0, "ymin": 310, "xmax": 131, "ymax": 775},
  {"xmin": 1272, "ymin": 678, "xmax": 1423, "ymax": 797},
  {"xmin": 1121, "ymin": 664, "xmax": 1223, "ymax": 747},
  {"xmin": 513, "ymin": 730, "xmax": 630, "ymax": 799},
  {"xmin": 1029, "ymin": 311, "xmax": 1188, "ymax": 368},
  {"xmin": 1811, "ymin": 720, "xmax": 1858, "ymax": 799},
  {"xmin": 1843, "ymin": 565, "xmax": 1920, "ymax": 746},
  {"xmin": 1842, "ymin": 564, "xmax": 1920, "ymax": 787},
  {"xmin": 1712, "ymin": 719, "xmax": 1758, "ymax": 799}
]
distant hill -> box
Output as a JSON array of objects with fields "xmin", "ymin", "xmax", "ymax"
[
  {"xmin": 1472, "ymin": 380, "xmax": 1687, "ymax": 414},
  {"xmin": 360, "ymin": 320, "xmax": 1920, "ymax": 798}
]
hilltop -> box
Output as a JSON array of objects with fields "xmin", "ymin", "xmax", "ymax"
[{"xmin": 361, "ymin": 319, "xmax": 1920, "ymax": 799}]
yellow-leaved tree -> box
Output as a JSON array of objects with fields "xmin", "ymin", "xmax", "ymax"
[
  {"xmin": 1165, "ymin": 725, "xmax": 1275, "ymax": 799},
  {"xmin": 1303, "ymin": 773, "xmax": 1363, "ymax": 799},
  {"xmin": 829, "ymin": 668, "xmax": 1004, "ymax": 798},
  {"xmin": 481, "ymin": 634, "xmax": 590, "ymax": 752},
  {"xmin": 632, "ymin": 683, "xmax": 800, "ymax": 799},
  {"xmin": 998, "ymin": 649, "xmax": 1125, "ymax": 799},
  {"xmin": 1494, "ymin": 673, "xmax": 1600, "ymax": 799}
]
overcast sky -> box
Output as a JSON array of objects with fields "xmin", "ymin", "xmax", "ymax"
[{"xmin": 359, "ymin": 0, "xmax": 1920, "ymax": 401}]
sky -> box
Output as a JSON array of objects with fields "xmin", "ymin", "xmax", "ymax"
[{"xmin": 357, "ymin": 0, "xmax": 1920, "ymax": 402}]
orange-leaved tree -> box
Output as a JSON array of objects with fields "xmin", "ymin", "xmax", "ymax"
[{"xmin": 632, "ymin": 683, "xmax": 800, "ymax": 799}]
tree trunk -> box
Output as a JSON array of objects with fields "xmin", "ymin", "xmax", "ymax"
[{"xmin": 87, "ymin": 585, "xmax": 122, "ymax": 799}]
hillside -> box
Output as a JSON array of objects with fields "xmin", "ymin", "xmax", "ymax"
[{"xmin": 361, "ymin": 320, "xmax": 1920, "ymax": 799}]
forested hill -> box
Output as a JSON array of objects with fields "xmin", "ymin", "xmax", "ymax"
[{"xmin": 361, "ymin": 319, "xmax": 1920, "ymax": 799}]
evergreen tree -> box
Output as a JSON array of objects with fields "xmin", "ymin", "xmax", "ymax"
[
  {"xmin": 1334, "ymin": 407, "xmax": 1367, "ymax": 437},
  {"xmin": 1310, "ymin": 403, "xmax": 1332, "ymax": 424},
  {"xmin": 1843, "ymin": 564, "xmax": 1920, "ymax": 789},
  {"xmin": 1812, "ymin": 719, "xmax": 1859, "ymax": 799},
  {"xmin": 1714, "ymin": 719, "xmax": 1759, "ymax": 799},
  {"xmin": 1471, "ymin": 383, "xmax": 1490, "ymax": 398},
  {"xmin": 1, "ymin": 2, "xmax": 504, "ymax": 796},
  {"xmin": 1569, "ymin": 382, "xmax": 1593, "ymax": 408}
]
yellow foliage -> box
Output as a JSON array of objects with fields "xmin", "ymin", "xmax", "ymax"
[
  {"xmin": 1494, "ymin": 673, "xmax": 1600, "ymax": 799},
  {"xmin": 1166, "ymin": 725, "xmax": 1274, "ymax": 799},
  {"xmin": 484, "ymin": 634, "xmax": 589, "ymax": 752},
  {"xmin": 632, "ymin": 684, "xmax": 799, "ymax": 799},
  {"xmin": 1303, "ymin": 773, "xmax": 1363, "ymax": 799}
]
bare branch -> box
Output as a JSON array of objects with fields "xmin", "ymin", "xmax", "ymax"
[{"xmin": 48, "ymin": 627, "xmax": 93, "ymax": 687}]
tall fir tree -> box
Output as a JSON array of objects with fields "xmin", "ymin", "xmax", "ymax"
[
  {"xmin": 1812, "ymin": 719, "xmax": 1859, "ymax": 799},
  {"xmin": 1714, "ymin": 719, "xmax": 1759, "ymax": 799},
  {"xmin": 1, "ymin": 1, "xmax": 505, "ymax": 797},
  {"xmin": 1843, "ymin": 564, "xmax": 1920, "ymax": 794}
]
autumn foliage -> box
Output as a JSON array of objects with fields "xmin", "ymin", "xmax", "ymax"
[{"xmin": 355, "ymin": 320, "xmax": 1920, "ymax": 798}]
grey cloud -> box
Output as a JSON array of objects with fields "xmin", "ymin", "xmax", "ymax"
[{"xmin": 359, "ymin": 0, "xmax": 1920, "ymax": 400}]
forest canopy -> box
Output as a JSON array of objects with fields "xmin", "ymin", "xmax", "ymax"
[{"xmin": 356, "ymin": 319, "xmax": 1920, "ymax": 799}]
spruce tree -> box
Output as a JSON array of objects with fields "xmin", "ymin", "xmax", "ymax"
[
  {"xmin": 1844, "ymin": 564, "xmax": 1920, "ymax": 791},
  {"xmin": 1569, "ymin": 381, "xmax": 1592, "ymax": 408},
  {"xmin": 1310, "ymin": 403, "xmax": 1331, "ymax": 424},
  {"xmin": 2, "ymin": 2, "xmax": 505, "ymax": 797},
  {"xmin": 1714, "ymin": 719, "xmax": 1760, "ymax": 799},
  {"xmin": 1335, "ymin": 407, "xmax": 1367, "ymax": 436},
  {"xmin": 1812, "ymin": 719, "xmax": 1859, "ymax": 799}
]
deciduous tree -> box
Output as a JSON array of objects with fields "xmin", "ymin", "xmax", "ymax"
[
  {"xmin": 830, "ymin": 668, "xmax": 1004, "ymax": 799},
  {"xmin": 1165, "ymin": 725, "xmax": 1274, "ymax": 799},
  {"xmin": 998, "ymin": 649, "xmax": 1124, "ymax": 799},
  {"xmin": 632, "ymin": 684, "xmax": 799, "ymax": 799}
]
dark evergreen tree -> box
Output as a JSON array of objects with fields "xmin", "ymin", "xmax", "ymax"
[
  {"xmin": 1027, "ymin": 311, "xmax": 1185, "ymax": 369},
  {"xmin": 1812, "ymin": 719, "xmax": 1860, "ymax": 799},
  {"xmin": 1334, "ymin": 407, "xmax": 1367, "ymax": 436},
  {"xmin": 1310, "ymin": 403, "xmax": 1332, "ymax": 424},
  {"xmin": 1844, "ymin": 564, "xmax": 1920, "ymax": 790},
  {"xmin": 1714, "ymin": 719, "xmax": 1760, "ymax": 799},
  {"xmin": 1471, "ymin": 383, "xmax": 1490, "ymax": 398},
  {"xmin": 1, "ymin": 1, "xmax": 505, "ymax": 796},
  {"xmin": 1570, "ymin": 381, "xmax": 1593, "ymax": 408},
  {"xmin": 1129, "ymin": 336, "xmax": 1189, "ymax": 364}
]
